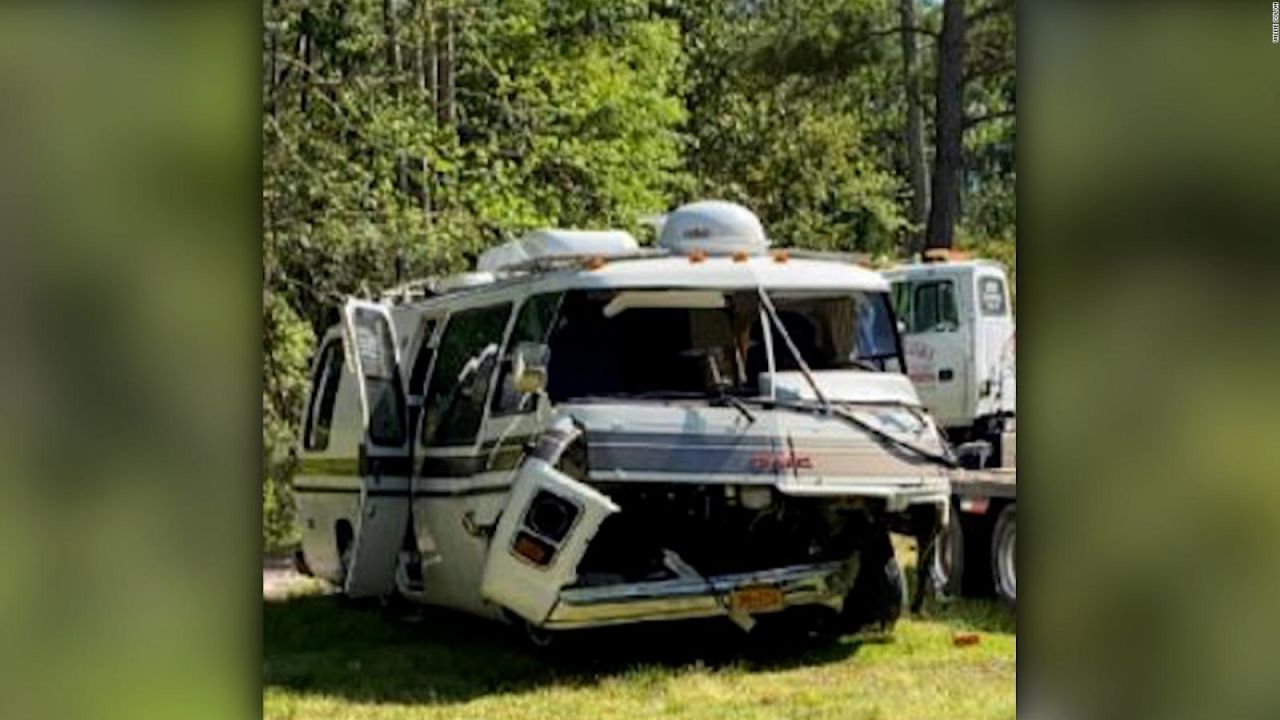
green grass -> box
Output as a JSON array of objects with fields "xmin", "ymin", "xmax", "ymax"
[{"xmin": 264, "ymin": 555, "xmax": 1014, "ymax": 719}]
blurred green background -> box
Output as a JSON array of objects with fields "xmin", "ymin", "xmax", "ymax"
[
  {"xmin": 1023, "ymin": 3, "xmax": 1280, "ymax": 719},
  {"xmin": 0, "ymin": 5, "xmax": 255, "ymax": 720}
]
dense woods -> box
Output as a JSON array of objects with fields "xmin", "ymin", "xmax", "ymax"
[{"xmin": 262, "ymin": 0, "xmax": 1015, "ymax": 547}]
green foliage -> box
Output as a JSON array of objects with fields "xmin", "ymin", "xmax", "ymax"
[
  {"xmin": 263, "ymin": 293, "xmax": 313, "ymax": 551},
  {"xmin": 958, "ymin": 2, "xmax": 1015, "ymax": 284},
  {"xmin": 262, "ymin": 0, "xmax": 692, "ymax": 547},
  {"xmin": 676, "ymin": 0, "xmax": 910, "ymax": 255}
]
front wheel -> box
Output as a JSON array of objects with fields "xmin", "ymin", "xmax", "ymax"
[
  {"xmin": 930, "ymin": 509, "xmax": 965, "ymax": 599},
  {"xmin": 991, "ymin": 504, "xmax": 1016, "ymax": 605},
  {"xmin": 841, "ymin": 532, "xmax": 907, "ymax": 635}
]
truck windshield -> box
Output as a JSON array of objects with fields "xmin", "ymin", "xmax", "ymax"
[{"xmin": 543, "ymin": 289, "xmax": 901, "ymax": 402}]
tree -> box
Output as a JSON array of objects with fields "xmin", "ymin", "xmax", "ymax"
[
  {"xmin": 899, "ymin": 0, "xmax": 930, "ymax": 254},
  {"xmin": 925, "ymin": 0, "xmax": 966, "ymax": 250},
  {"xmin": 926, "ymin": 0, "xmax": 1015, "ymax": 250},
  {"xmin": 260, "ymin": 0, "xmax": 690, "ymax": 547},
  {"xmin": 676, "ymin": 0, "xmax": 909, "ymax": 255}
]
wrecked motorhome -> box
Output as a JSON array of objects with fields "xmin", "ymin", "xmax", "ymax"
[{"xmin": 292, "ymin": 200, "xmax": 952, "ymax": 640}]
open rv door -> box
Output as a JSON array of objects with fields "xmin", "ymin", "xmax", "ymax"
[
  {"xmin": 481, "ymin": 455, "xmax": 618, "ymax": 624},
  {"xmin": 340, "ymin": 299, "xmax": 412, "ymax": 598}
]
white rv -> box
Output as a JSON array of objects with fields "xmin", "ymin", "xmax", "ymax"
[{"xmin": 292, "ymin": 201, "xmax": 953, "ymax": 641}]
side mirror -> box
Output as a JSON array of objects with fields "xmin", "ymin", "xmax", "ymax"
[{"xmin": 510, "ymin": 342, "xmax": 550, "ymax": 395}]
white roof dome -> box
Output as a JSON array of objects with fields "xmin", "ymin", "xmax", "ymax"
[{"xmin": 657, "ymin": 200, "xmax": 770, "ymax": 256}]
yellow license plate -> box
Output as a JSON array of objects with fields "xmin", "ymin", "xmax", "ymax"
[{"xmin": 729, "ymin": 585, "xmax": 785, "ymax": 613}]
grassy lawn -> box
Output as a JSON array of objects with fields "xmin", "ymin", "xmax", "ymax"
[{"xmin": 264, "ymin": 558, "xmax": 1015, "ymax": 719}]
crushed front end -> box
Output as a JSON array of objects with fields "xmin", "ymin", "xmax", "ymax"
[{"xmin": 481, "ymin": 405, "xmax": 951, "ymax": 633}]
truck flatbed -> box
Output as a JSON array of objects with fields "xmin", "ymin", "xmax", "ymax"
[{"xmin": 951, "ymin": 468, "xmax": 1016, "ymax": 500}]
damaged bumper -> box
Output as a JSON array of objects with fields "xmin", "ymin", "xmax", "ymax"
[
  {"xmin": 775, "ymin": 478, "xmax": 950, "ymax": 512},
  {"xmin": 480, "ymin": 416, "xmax": 952, "ymax": 630},
  {"xmin": 544, "ymin": 561, "xmax": 847, "ymax": 629}
]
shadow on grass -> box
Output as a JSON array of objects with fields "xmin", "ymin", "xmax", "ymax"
[{"xmin": 263, "ymin": 589, "xmax": 1013, "ymax": 707}]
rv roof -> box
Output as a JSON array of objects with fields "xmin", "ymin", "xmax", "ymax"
[
  {"xmin": 565, "ymin": 254, "xmax": 888, "ymax": 291},
  {"xmin": 394, "ymin": 255, "xmax": 889, "ymax": 310}
]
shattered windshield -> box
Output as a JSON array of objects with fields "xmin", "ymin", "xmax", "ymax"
[{"xmin": 543, "ymin": 289, "xmax": 902, "ymax": 402}]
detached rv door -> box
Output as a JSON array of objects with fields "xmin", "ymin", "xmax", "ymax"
[
  {"xmin": 340, "ymin": 299, "xmax": 412, "ymax": 598},
  {"xmin": 481, "ymin": 448, "xmax": 618, "ymax": 624}
]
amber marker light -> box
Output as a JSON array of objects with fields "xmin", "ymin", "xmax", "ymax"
[
  {"xmin": 688, "ymin": 249, "xmax": 708, "ymax": 263},
  {"xmin": 732, "ymin": 250, "xmax": 750, "ymax": 263},
  {"xmin": 582, "ymin": 255, "xmax": 607, "ymax": 270},
  {"xmin": 772, "ymin": 249, "xmax": 790, "ymax": 263},
  {"xmin": 513, "ymin": 532, "xmax": 553, "ymax": 566}
]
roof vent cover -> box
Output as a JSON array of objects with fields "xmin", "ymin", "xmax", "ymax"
[
  {"xmin": 657, "ymin": 200, "xmax": 770, "ymax": 256},
  {"xmin": 477, "ymin": 229, "xmax": 638, "ymax": 272}
]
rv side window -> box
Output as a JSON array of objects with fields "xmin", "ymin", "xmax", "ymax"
[
  {"xmin": 492, "ymin": 293, "xmax": 563, "ymax": 415},
  {"xmin": 353, "ymin": 308, "xmax": 408, "ymax": 447},
  {"xmin": 909, "ymin": 280, "xmax": 959, "ymax": 333},
  {"xmin": 422, "ymin": 303, "xmax": 513, "ymax": 447},
  {"xmin": 303, "ymin": 340, "xmax": 344, "ymax": 451}
]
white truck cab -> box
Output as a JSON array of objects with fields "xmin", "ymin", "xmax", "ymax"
[
  {"xmin": 292, "ymin": 201, "xmax": 954, "ymax": 641},
  {"xmin": 883, "ymin": 258, "xmax": 1015, "ymax": 463}
]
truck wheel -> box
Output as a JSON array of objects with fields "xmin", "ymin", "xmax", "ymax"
[
  {"xmin": 930, "ymin": 510, "xmax": 965, "ymax": 599},
  {"xmin": 991, "ymin": 504, "xmax": 1016, "ymax": 605},
  {"xmin": 335, "ymin": 521, "xmax": 354, "ymax": 584},
  {"xmin": 841, "ymin": 532, "xmax": 907, "ymax": 634}
]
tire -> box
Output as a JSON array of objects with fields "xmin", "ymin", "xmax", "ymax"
[
  {"xmin": 292, "ymin": 548, "xmax": 313, "ymax": 577},
  {"xmin": 930, "ymin": 507, "xmax": 965, "ymax": 599},
  {"xmin": 991, "ymin": 503, "xmax": 1016, "ymax": 605},
  {"xmin": 334, "ymin": 521, "xmax": 355, "ymax": 585},
  {"xmin": 505, "ymin": 612, "xmax": 563, "ymax": 652},
  {"xmin": 338, "ymin": 543, "xmax": 353, "ymax": 584},
  {"xmin": 938, "ymin": 505, "xmax": 996, "ymax": 598},
  {"xmin": 841, "ymin": 531, "xmax": 907, "ymax": 634}
]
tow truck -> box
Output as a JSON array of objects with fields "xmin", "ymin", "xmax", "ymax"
[{"xmin": 884, "ymin": 251, "xmax": 1016, "ymax": 605}]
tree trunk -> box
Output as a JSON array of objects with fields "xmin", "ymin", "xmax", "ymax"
[
  {"xmin": 438, "ymin": 1, "xmax": 456, "ymax": 127},
  {"xmin": 383, "ymin": 0, "xmax": 403, "ymax": 75},
  {"xmin": 925, "ymin": 0, "xmax": 966, "ymax": 251},
  {"xmin": 415, "ymin": 0, "xmax": 432, "ymax": 224},
  {"xmin": 420, "ymin": 156, "xmax": 432, "ymax": 222},
  {"xmin": 266, "ymin": 0, "xmax": 279, "ymax": 118},
  {"xmin": 427, "ymin": 0, "xmax": 439, "ymax": 103},
  {"xmin": 298, "ymin": 8, "xmax": 311, "ymax": 114},
  {"xmin": 899, "ymin": 0, "xmax": 930, "ymax": 255},
  {"xmin": 413, "ymin": 0, "xmax": 426, "ymax": 93}
]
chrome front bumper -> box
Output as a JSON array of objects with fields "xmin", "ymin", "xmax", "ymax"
[
  {"xmin": 543, "ymin": 561, "xmax": 850, "ymax": 630},
  {"xmin": 774, "ymin": 478, "xmax": 950, "ymax": 513}
]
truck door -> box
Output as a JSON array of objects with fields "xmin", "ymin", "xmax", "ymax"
[
  {"xmin": 897, "ymin": 277, "xmax": 970, "ymax": 428},
  {"xmin": 339, "ymin": 299, "xmax": 412, "ymax": 598}
]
